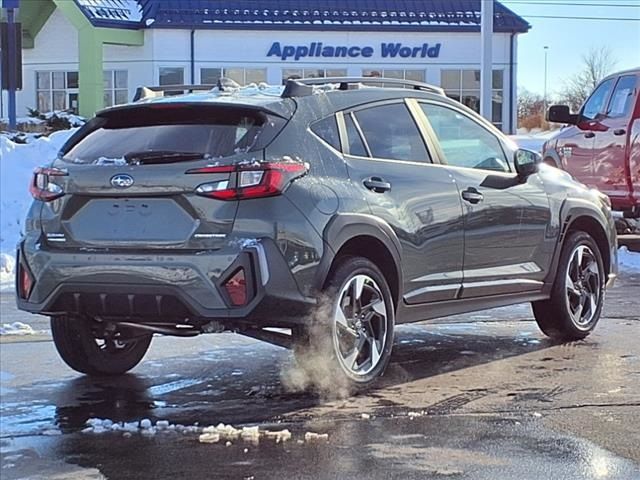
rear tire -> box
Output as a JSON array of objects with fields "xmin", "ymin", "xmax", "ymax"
[
  {"xmin": 51, "ymin": 316, "xmax": 152, "ymax": 376},
  {"xmin": 532, "ymin": 231, "xmax": 605, "ymax": 341},
  {"xmin": 293, "ymin": 256, "xmax": 395, "ymax": 392}
]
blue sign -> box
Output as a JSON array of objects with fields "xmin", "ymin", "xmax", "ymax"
[
  {"xmin": 2, "ymin": 0, "xmax": 20, "ymax": 9},
  {"xmin": 267, "ymin": 42, "xmax": 441, "ymax": 61}
]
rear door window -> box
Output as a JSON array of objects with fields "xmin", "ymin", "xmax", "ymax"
[
  {"xmin": 606, "ymin": 75, "xmax": 637, "ymax": 119},
  {"xmin": 353, "ymin": 103, "xmax": 430, "ymax": 162}
]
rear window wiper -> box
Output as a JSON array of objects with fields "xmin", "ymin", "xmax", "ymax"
[{"xmin": 124, "ymin": 151, "xmax": 209, "ymax": 165}]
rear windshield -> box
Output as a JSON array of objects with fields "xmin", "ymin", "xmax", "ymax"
[{"xmin": 61, "ymin": 106, "xmax": 279, "ymax": 165}]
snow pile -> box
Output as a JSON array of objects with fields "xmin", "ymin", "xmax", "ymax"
[
  {"xmin": 82, "ymin": 417, "xmax": 326, "ymax": 446},
  {"xmin": 0, "ymin": 128, "xmax": 78, "ymax": 290},
  {"xmin": 618, "ymin": 247, "xmax": 640, "ymax": 273},
  {"xmin": 40, "ymin": 110, "xmax": 85, "ymax": 127},
  {"xmin": 509, "ymin": 130, "xmax": 559, "ymax": 153},
  {"xmin": 0, "ymin": 322, "xmax": 36, "ymax": 336},
  {"xmin": 199, "ymin": 423, "xmax": 292, "ymax": 445},
  {"xmin": 82, "ymin": 417, "xmax": 200, "ymax": 436}
]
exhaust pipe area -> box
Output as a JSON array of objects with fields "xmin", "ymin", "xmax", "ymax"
[
  {"xmin": 115, "ymin": 321, "xmax": 201, "ymax": 337},
  {"xmin": 239, "ymin": 328, "xmax": 293, "ymax": 349}
]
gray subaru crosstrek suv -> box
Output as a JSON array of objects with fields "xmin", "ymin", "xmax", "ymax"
[{"xmin": 16, "ymin": 78, "xmax": 617, "ymax": 388}]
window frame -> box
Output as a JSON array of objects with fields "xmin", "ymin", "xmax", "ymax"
[
  {"xmin": 337, "ymin": 99, "xmax": 434, "ymax": 165},
  {"xmin": 413, "ymin": 99, "xmax": 514, "ymax": 174},
  {"xmin": 440, "ymin": 69, "xmax": 504, "ymax": 130},
  {"xmin": 580, "ymin": 77, "xmax": 616, "ymax": 121},
  {"xmin": 605, "ymin": 74, "xmax": 638, "ymax": 119},
  {"xmin": 103, "ymin": 69, "xmax": 129, "ymax": 108},
  {"xmin": 35, "ymin": 70, "xmax": 79, "ymax": 113},
  {"xmin": 308, "ymin": 114, "xmax": 342, "ymax": 153}
]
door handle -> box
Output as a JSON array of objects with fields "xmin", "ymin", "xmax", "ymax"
[
  {"xmin": 584, "ymin": 131, "xmax": 595, "ymax": 138},
  {"xmin": 461, "ymin": 187, "xmax": 483, "ymax": 204},
  {"xmin": 363, "ymin": 176, "xmax": 391, "ymax": 193},
  {"xmin": 613, "ymin": 128, "xmax": 626, "ymax": 136}
]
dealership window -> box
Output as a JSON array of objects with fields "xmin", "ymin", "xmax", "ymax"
[
  {"xmin": 201, "ymin": 67, "xmax": 267, "ymax": 86},
  {"xmin": 281, "ymin": 68, "xmax": 347, "ymax": 84},
  {"xmin": 103, "ymin": 70, "xmax": 128, "ymax": 107},
  {"xmin": 362, "ymin": 69, "xmax": 426, "ymax": 85},
  {"xmin": 441, "ymin": 69, "xmax": 504, "ymax": 129},
  {"xmin": 36, "ymin": 71, "xmax": 79, "ymax": 113},
  {"xmin": 158, "ymin": 67, "xmax": 185, "ymax": 96}
]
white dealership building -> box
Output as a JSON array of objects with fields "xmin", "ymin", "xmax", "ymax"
[{"xmin": 3, "ymin": 0, "xmax": 529, "ymax": 133}]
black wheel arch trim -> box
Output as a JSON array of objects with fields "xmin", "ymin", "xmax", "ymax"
[
  {"xmin": 544, "ymin": 199, "xmax": 616, "ymax": 292},
  {"xmin": 315, "ymin": 213, "xmax": 403, "ymax": 306}
]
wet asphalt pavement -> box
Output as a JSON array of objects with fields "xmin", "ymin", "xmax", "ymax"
[{"xmin": 1, "ymin": 272, "xmax": 639, "ymax": 479}]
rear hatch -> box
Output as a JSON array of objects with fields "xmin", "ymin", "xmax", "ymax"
[{"xmin": 39, "ymin": 102, "xmax": 290, "ymax": 250}]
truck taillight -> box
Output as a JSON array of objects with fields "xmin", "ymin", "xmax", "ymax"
[
  {"xmin": 30, "ymin": 167, "xmax": 67, "ymax": 202},
  {"xmin": 187, "ymin": 162, "xmax": 309, "ymax": 200}
]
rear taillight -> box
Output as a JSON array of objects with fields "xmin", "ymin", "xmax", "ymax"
[
  {"xmin": 30, "ymin": 167, "xmax": 67, "ymax": 202},
  {"xmin": 17, "ymin": 260, "xmax": 34, "ymax": 300},
  {"xmin": 224, "ymin": 268, "xmax": 247, "ymax": 306},
  {"xmin": 187, "ymin": 161, "xmax": 309, "ymax": 200}
]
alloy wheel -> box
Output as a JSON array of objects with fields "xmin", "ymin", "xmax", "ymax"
[
  {"xmin": 565, "ymin": 245, "xmax": 602, "ymax": 328},
  {"xmin": 333, "ymin": 274, "xmax": 388, "ymax": 376}
]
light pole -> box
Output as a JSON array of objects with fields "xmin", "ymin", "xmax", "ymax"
[{"xmin": 543, "ymin": 46, "xmax": 549, "ymax": 117}]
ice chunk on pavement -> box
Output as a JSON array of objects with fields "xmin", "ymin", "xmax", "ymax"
[
  {"xmin": 264, "ymin": 429, "xmax": 291, "ymax": 443},
  {"xmin": 361, "ymin": 413, "xmax": 371, "ymax": 420},
  {"xmin": 0, "ymin": 322, "xmax": 36, "ymax": 336},
  {"xmin": 140, "ymin": 418, "xmax": 152, "ymax": 429},
  {"xmin": 199, "ymin": 432, "xmax": 221, "ymax": 444},
  {"xmin": 241, "ymin": 426, "xmax": 260, "ymax": 444},
  {"xmin": 304, "ymin": 432, "xmax": 329, "ymax": 442},
  {"xmin": 156, "ymin": 420, "xmax": 170, "ymax": 430}
]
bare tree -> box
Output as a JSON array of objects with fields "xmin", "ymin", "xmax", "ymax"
[
  {"xmin": 518, "ymin": 87, "xmax": 545, "ymax": 119},
  {"xmin": 558, "ymin": 47, "xmax": 617, "ymax": 111}
]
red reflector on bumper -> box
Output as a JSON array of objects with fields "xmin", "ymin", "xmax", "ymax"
[
  {"xmin": 18, "ymin": 262, "xmax": 34, "ymax": 300},
  {"xmin": 224, "ymin": 268, "xmax": 247, "ymax": 306}
]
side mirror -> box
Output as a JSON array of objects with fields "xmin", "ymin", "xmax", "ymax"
[
  {"xmin": 547, "ymin": 105, "xmax": 578, "ymax": 125},
  {"xmin": 514, "ymin": 149, "xmax": 541, "ymax": 179}
]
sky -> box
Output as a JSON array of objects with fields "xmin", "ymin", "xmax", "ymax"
[{"xmin": 503, "ymin": 0, "xmax": 640, "ymax": 98}]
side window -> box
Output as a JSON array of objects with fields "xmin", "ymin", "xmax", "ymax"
[
  {"xmin": 420, "ymin": 103, "xmax": 509, "ymax": 172},
  {"xmin": 582, "ymin": 78, "xmax": 615, "ymax": 120},
  {"xmin": 607, "ymin": 75, "xmax": 637, "ymax": 119},
  {"xmin": 343, "ymin": 113, "xmax": 368, "ymax": 157},
  {"xmin": 310, "ymin": 116, "xmax": 341, "ymax": 151},
  {"xmin": 354, "ymin": 103, "xmax": 430, "ymax": 162}
]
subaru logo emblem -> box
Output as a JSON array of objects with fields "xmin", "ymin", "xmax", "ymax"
[{"xmin": 110, "ymin": 174, "xmax": 134, "ymax": 188}]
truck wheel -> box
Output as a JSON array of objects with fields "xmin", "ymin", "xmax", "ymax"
[
  {"xmin": 51, "ymin": 316, "xmax": 152, "ymax": 376},
  {"xmin": 532, "ymin": 231, "xmax": 605, "ymax": 340},
  {"xmin": 294, "ymin": 256, "xmax": 395, "ymax": 392}
]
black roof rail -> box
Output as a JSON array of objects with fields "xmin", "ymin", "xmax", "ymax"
[
  {"xmin": 281, "ymin": 77, "xmax": 445, "ymax": 98},
  {"xmin": 132, "ymin": 78, "xmax": 242, "ymax": 101}
]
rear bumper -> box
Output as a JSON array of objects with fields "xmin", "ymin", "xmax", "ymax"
[{"xmin": 16, "ymin": 236, "xmax": 315, "ymax": 326}]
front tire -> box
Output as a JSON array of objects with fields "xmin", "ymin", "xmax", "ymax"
[
  {"xmin": 532, "ymin": 231, "xmax": 605, "ymax": 340},
  {"xmin": 51, "ymin": 316, "xmax": 152, "ymax": 376},
  {"xmin": 294, "ymin": 256, "xmax": 395, "ymax": 391}
]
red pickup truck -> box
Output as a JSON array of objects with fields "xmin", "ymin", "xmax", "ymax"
[{"xmin": 544, "ymin": 68, "xmax": 640, "ymax": 218}]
